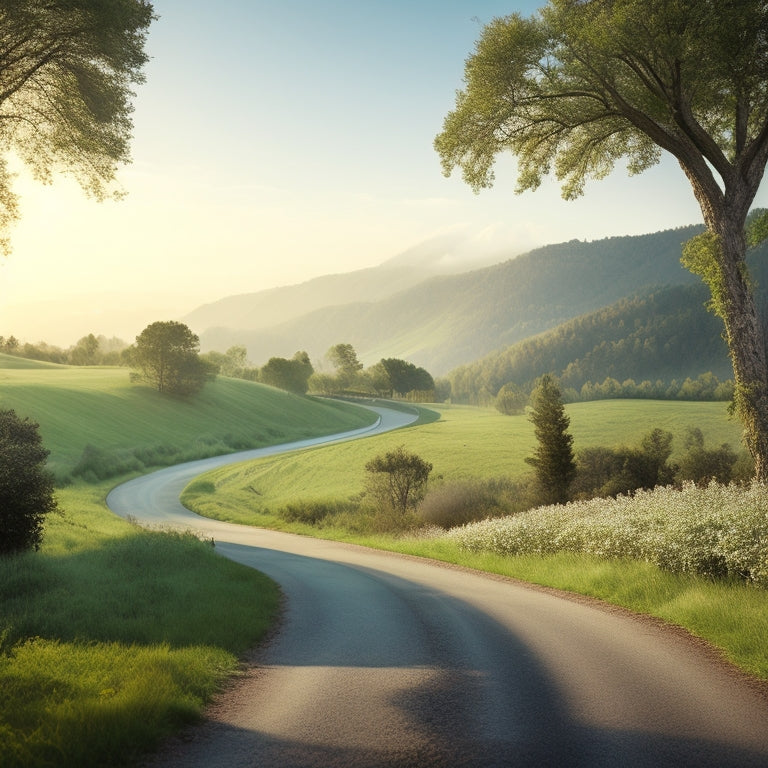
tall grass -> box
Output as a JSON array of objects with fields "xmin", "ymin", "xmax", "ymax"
[{"xmin": 0, "ymin": 482, "xmax": 280, "ymax": 768}]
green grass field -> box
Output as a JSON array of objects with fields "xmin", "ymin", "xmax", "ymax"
[
  {"xmin": 182, "ymin": 400, "xmax": 744, "ymax": 525},
  {"xmin": 1, "ymin": 359, "xmax": 763, "ymax": 765},
  {"xmin": 0, "ymin": 361, "xmax": 378, "ymax": 767},
  {"xmin": 0, "ymin": 358, "xmax": 376, "ymax": 481}
]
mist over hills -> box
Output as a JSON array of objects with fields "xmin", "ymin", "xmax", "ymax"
[
  {"xmin": 183, "ymin": 227, "xmax": 516, "ymax": 336},
  {"xmin": 190, "ymin": 224, "xmax": 707, "ymax": 377}
]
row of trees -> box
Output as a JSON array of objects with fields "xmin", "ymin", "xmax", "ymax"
[
  {"xmin": 310, "ymin": 343, "xmax": 437, "ymax": 400},
  {"xmin": 198, "ymin": 341, "xmax": 439, "ymax": 401},
  {"xmin": 496, "ymin": 373, "xmax": 735, "ymax": 414},
  {"xmin": 0, "ymin": 334, "xmax": 129, "ymax": 366}
]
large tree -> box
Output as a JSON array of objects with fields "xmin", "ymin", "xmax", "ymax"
[
  {"xmin": 0, "ymin": 0, "xmax": 154, "ymax": 252},
  {"xmin": 327, "ymin": 343, "xmax": 363, "ymax": 387},
  {"xmin": 435, "ymin": 0, "xmax": 768, "ymax": 481},
  {"xmin": 127, "ymin": 321, "xmax": 215, "ymax": 396}
]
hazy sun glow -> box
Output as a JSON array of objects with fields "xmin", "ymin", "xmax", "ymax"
[{"xmin": 0, "ymin": 0, "xmax": 762, "ymax": 346}]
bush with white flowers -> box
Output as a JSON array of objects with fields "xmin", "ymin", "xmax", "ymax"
[{"xmin": 447, "ymin": 481, "xmax": 768, "ymax": 586}]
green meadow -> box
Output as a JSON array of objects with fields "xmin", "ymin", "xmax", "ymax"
[
  {"xmin": 0, "ymin": 359, "xmax": 375, "ymax": 767},
  {"xmin": 0, "ymin": 354, "xmax": 376, "ymax": 482},
  {"xmin": 1, "ymin": 357, "xmax": 765, "ymax": 766},
  {"xmin": 182, "ymin": 400, "xmax": 744, "ymax": 526}
]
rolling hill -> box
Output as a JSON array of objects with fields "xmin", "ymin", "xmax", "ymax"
[{"xmin": 191, "ymin": 225, "xmax": 706, "ymax": 376}]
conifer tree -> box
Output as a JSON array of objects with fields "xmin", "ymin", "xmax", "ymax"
[{"xmin": 526, "ymin": 375, "xmax": 576, "ymax": 505}]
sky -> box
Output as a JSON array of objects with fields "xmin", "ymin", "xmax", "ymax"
[{"xmin": 1, "ymin": 0, "xmax": 763, "ymax": 346}]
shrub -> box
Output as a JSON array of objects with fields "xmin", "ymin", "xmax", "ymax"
[
  {"xmin": 418, "ymin": 477, "xmax": 528, "ymax": 529},
  {"xmin": 0, "ymin": 410, "xmax": 58, "ymax": 554},
  {"xmin": 278, "ymin": 500, "xmax": 357, "ymax": 526},
  {"xmin": 573, "ymin": 428, "xmax": 676, "ymax": 499},
  {"xmin": 72, "ymin": 445, "xmax": 142, "ymax": 482},
  {"xmin": 364, "ymin": 446, "xmax": 432, "ymax": 517},
  {"xmin": 495, "ymin": 383, "xmax": 527, "ymax": 415},
  {"xmin": 447, "ymin": 481, "xmax": 768, "ymax": 587},
  {"xmin": 676, "ymin": 428, "xmax": 738, "ymax": 485}
]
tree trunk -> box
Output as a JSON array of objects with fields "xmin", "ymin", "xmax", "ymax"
[{"xmin": 713, "ymin": 220, "xmax": 768, "ymax": 482}]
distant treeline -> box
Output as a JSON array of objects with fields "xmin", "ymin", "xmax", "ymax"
[
  {"xmin": 0, "ymin": 334, "xmax": 128, "ymax": 366},
  {"xmin": 446, "ymin": 284, "xmax": 736, "ymax": 405}
]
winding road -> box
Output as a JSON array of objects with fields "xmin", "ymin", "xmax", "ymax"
[{"xmin": 107, "ymin": 406, "xmax": 768, "ymax": 768}]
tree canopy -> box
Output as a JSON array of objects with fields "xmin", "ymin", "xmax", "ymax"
[
  {"xmin": 365, "ymin": 446, "xmax": 433, "ymax": 518},
  {"xmin": 436, "ymin": 0, "xmax": 768, "ymax": 480},
  {"xmin": 327, "ymin": 343, "xmax": 363, "ymax": 385},
  {"xmin": 127, "ymin": 321, "xmax": 215, "ymax": 396},
  {"xmin": 260, "ymin": 351, "xmax": 314, "ymax": 395},
  {"xmin": 378, "ymin": 358, "xmax": 435, "ymax": 398},
  {"xmin": 0, "ymin": 0, "xmax": 154, "ymax": 253}
]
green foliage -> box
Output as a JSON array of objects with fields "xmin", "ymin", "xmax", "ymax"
[
  {"xmin": 259, "ymin": 351, "xmax": 313, "ymax": 394},
  {"xmin": 448, "ymin": 481, "xmax": 768, "ymax": 586},
  {"xmin": 418, "ymin": 477, "xmax": 529, "ymax": 529},
  {"xmin": 0, "ymin": 0, "xmax": 154, "ymax": 253},
  {"xmin": 327, "ymin": 343, "xmax": 363, "ymax": 384},
  {"xmin": 495, "ymin": 382, "xmax": 527, "ymax": 415},
  {"xmin": 378, "ymin": 357, "xmax": 435, "ymax": 398},
  {"xmin": 0, "ymin": 482, "xmax": 279, "ymax": 767},
  {"xmin": 435, "ymin": 1, "xmax": 768, "ymax": 202},
  {"xmin": 278, "ymin": 499, "xmax": 358, "ymax": 526},
  {"xmin": 127, "ymin": 321, "xmax": 215, "ymax": 396},
  {"xmin": 747, "ymin": 208, "xmax": 768, "ymax": 248},
  {"xmin": 0, "ymin": 410, "xmax": 57, "ymax": 555},
  {"xmin": 200, "ymin": 345, "xmax": 251, "ymax": 378},
  {"xmin": 677, "ymin": 427, "xmax": 738, "ymax": 485},
  {"xmin": 0, "ymin": 335, "xmax": 128, "ymax": 366},
  {"xmin": 525, "ymin": 375, "xmax": 576, "ymax": 505},
  {"xmin": 364, "ymin": 445, "xmax": 433, "ymax": 518},
  {"xmin": 681, "ymin": 231, "xmax": 732, "ymax": 320}
]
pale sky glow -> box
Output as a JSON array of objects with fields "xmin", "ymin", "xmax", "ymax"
[{"xmin": 0, "ymin": 0, "xmax": 763, "ymax": 346}]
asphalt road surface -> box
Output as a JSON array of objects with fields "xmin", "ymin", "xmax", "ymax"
[{"xmin": 107, "ymin": 406, "xmax": 768, "ymax": 768}]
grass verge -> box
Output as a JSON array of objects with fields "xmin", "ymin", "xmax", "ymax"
[{"xmin": 0, "ymin": 482, "xmax": 280, "ymax": 768}]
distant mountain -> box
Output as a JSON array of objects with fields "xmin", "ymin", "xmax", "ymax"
[
  {"xmin": 193, "ymin": 225, "xmax": 705, "ymax": 375},
  {"xmin": 447, "ymin": 234, "xmax": 768, "ymax": 401},
  {"xmin": 183, "ymin": 228, "xmax": 513, "ymax": 335}
]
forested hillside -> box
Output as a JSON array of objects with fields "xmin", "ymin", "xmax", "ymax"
[
  {"xmin": 447, "ymin": 284, "xmax": 730, "ymax": 403},
  {"xmin": 196, "ymin": 225, "xmax": 705, "ymax": 375},
  {"xmin": 446, "ymin": 234, "xmax": 768, "ymax": 404}
]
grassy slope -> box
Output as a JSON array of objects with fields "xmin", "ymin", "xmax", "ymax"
[
  {"xmin": 0, "ymin": 363, "xmax": 377, "ymax": 767},
  {"xmin": 183, "ymin": 400, "xmax": 743, "ymax": 525},
  {"xmin": 0, "ymin": 363, "xmax": 375, "ymax": 480}
]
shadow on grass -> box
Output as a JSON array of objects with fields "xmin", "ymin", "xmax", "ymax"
[{"xmin": 0, "ymin": 530, "xmax": 280, "ymax": 768}]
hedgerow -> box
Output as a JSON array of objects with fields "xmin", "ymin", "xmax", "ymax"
[{"xmin": 447, "ymin": 482, "xmax": 768, "ymax": 585}]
